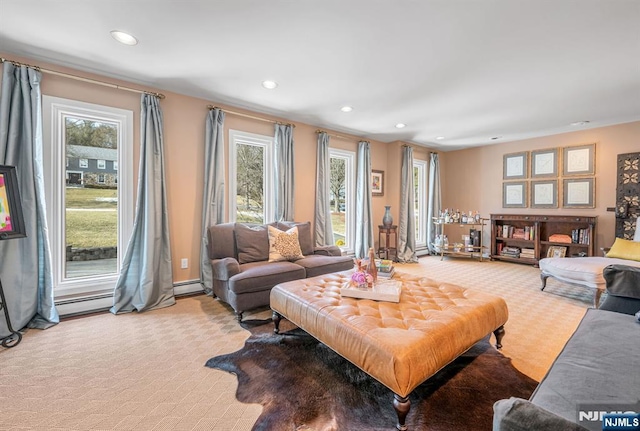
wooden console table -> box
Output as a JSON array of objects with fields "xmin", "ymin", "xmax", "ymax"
[{"xmin": 378, "ymin": 225, "xmax": 398, "ymax": 262}]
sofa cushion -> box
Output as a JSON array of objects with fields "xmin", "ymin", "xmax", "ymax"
[
  {"xmin": 235, "ymin": 223, "xmax": 269, "ymax": 264},
  {"xmin": 278, "ymin": 221, "xmax": 313, "ymax": 256},
  {"xmin": 530, "ymin": 309, "xmax": 640, "ymax": 427},
  {"xmin": 268, "ymin": 225, "xmax": 304, "ymax": 262},
  {"xmin": 606, "ymin": 237, "xmax": 640, "ymax": 262},
  {"xmin": 229, "ymin": 261, "xmax": 306, "ymax": 295},
  {"xmin": 294, "ymin": 254, "xmax": 355, "ymax": 278},
  {"xmin": 208, "ymin": 223, "xmax": 237, "ymax": 260}
]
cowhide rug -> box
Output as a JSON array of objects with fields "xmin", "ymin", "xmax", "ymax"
[{"xmin": 205, "ymin": 319, "xmax": 537, "ymax": 431}]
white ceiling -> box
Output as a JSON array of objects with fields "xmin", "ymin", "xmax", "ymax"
[{"xmin": 1, "ymin": 0, "xmax": 639, "ymax": 151}]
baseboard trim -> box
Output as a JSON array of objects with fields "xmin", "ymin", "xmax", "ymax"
[{"xmin": 56, "ymin": 280, "xmax": 205, "ymax": 317}]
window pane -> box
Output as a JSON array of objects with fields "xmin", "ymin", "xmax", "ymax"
[
  {"xmin": 330, "ymin": 157, "xmax": 346, "ymax": 247},
  {"xmin": 64, "ymin": 117, "xmax": 118, "ymax": 278},
  {"xmin": 236, "ymin": 143, "xmax": 265, "ymax": 224}
]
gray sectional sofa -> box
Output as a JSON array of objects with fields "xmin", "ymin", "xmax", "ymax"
[
  {"xmin": 493, "ymin": 264, "xmax": 640, "ymax": 431},
  {"xmin": 206, "ymin": 221, "xmax": 354, "ymax": 321}
]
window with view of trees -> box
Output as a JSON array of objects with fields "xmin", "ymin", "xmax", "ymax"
[
  {"xmin": 229, "ymin": 130, "xmax": 274, "ymax": 224},
  {"xmin": 414, "ymin": 159, "xmax": 428, "ymax": 247},
  {"xmin": 43, "ymin": 96, "xmax": 133, "ymax": 306},
  {"xmin": 329, "ymin": 148, "xmax": 355, "ymax": 252}
]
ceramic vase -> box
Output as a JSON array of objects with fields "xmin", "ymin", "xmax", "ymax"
[{"xmin": 382, "ymin": 206, "xmax": 393, "ymax": 227}]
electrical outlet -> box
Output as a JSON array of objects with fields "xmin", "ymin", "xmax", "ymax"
[{"xmin": 181, "ymin": 258, "xmax": 188, "ymax": 269}]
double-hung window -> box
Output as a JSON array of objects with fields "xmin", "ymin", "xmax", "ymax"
[
  {"xmin": 43, "ymin": 96, "xmax": 133, "ymax": 308},
  {"xmin": 414, "ymin": 159, "xmax": 428, "ymax": 248},
  {"xmin": 229, "ymin": 130, "xmax": 274, "ymax": 224},
  {"xmin": 329, "ymin": 148, "xmax": 355, "ymax": 253}
]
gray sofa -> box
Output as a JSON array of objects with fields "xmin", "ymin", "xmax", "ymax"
[
  {"xmin": 493, "ymin": 264, "xmax": 640, "ymax": 431},
  {"xmin": 206, "ymin": 221, "xmax": 354, "ymax": 321}
]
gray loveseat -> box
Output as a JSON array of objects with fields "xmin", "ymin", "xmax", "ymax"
[
  {"xmin": 493, "ymin": 264, "xmax": 640, "ymax": 431},
  {"xmin": 206, "ymin": 221, "xmax": 354, "ymax": 321}
]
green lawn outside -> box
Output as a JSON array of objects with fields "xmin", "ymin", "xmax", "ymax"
[
  {"xmin": 65, "ymin": 187, "xmax": 118, "ymax": 248},
  {"xmin": 66, "ymin": 187, "xmax": 117, "ymax": 209},
  {"xmin": 66, "ymin": 210, "xmax": 117, "ymax": 248}
]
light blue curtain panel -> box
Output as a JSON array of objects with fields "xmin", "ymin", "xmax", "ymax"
[
  {"xmin": 111, "ymin": 94, "xmax": 175, "ymax": 314},
  {"xmin": 274, "ymin": 124, "xmax": 294, "ymax": 221},
  {"xmin": 200, "ymin": 108, "xmax": 225, "ymax": 293},
  {"xmin": 355, "ymin": 141, "xmax": 373, "ymax": 259},
  {"xmin": 314, "ymin": 132, "xmax": 334, "ymax": 246},
  {"xmin": 397, "ymin": 146, "xmax": 418, "ymax": 263},
  {"xmin": 0, "ymin": 62, "xmax": 59, "ymax": 338},
  {"xmin": 427, "ymin": 152, "xmax": 442, "ymax": 254}
]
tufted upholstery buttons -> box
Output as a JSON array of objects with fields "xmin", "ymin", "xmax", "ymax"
[{"xmin": 270, "ymin": 270, "xmax": 509, "ymax": 398}]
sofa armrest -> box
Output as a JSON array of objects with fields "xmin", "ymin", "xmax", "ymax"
[
  {"xmin": 493, "ymin": 398, "xmax": 588, "ymax": 431},
  {"xmin": 600, "ymin": 264, "xmax": 640, "ymax": 315},
  {"xmin": 313, "ymin": 245, "xmax": 344, "ymax": 257},
  {"xmin": 210, "ymin": 257, "xmax": 240, "ymax": 280}
]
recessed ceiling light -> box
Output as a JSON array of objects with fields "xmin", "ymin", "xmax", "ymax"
[
  {"xmin": 340, "ymin": 106, "xmax": 353, "ymax": 112},
  {"xmin": 436, "ymin": 136, "xmax": 445, "ymax": 140},
  {"xmin": 570, "ymin": 120, "xmax": 590, "ymax": 126},
  {"xmin": 491, "ymin": 136, "xmax": 502, "ymax": 140},
  {"xmin": 395, "ymin": 123, "xmax": 406, "ymax": 129},
  {"xmin": 262, "ymin": 80, "xmax": 278, "ymax": 89},
  {"xmin": 110, "ymin": 30, "xmax": 138, "ymax": 46}
]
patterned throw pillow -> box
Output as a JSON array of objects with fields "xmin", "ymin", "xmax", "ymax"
[{"xmin": 268, "ymin": 225, "xmax": 305, "ymax": 262}]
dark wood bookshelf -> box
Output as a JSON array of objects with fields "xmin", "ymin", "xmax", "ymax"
[{"xmin": 490, "ymin": 214, "xmax": 597, "ymax": 266}]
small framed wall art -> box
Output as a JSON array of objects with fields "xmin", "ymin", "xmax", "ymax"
[
  {"xmin": 563, "ymin": 143, "xmax": 595, "ymax": 176},
  {"xmin": 563, "ymin": 178, "xmax": 595, "ymax": 208},
  {"xmin": 503, "ymin": 181, "xmax": 528, "ymax": 208},
  {"xmin": 531, "ymin": 180, "xmax": 558, "ymax": 208},
  {"xmin": 503, "ymin": 152, "xmax": 528, "ymax": 180},
  {"xmin": 547, "ymin": 246, "xmax": 567, "ymax": 258},
  {"xmin": 531, "ymin": 148, "xmax": 558, "ymax": 178},
  {"xmin": 371, "ymin": 170, "xmax": 384, "ymax": 196}
]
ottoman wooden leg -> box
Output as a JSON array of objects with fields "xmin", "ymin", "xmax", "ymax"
[
  {"xmin": 593, "ymin": 288, "xmax": 603, "ymax": 309},
  {"xmin": 393, "ymin": 394, "xmax": 410, "ymax": 431},
  {"xmin": 272, "ymin": 311, "xmax": 282, "ymax": 334},
  {"xmin": 493, "ymin": 325, "xmax": 505, "ymax": 349},
  {"xmin": 540, "ymin": 273, "xmax": 549, "ymax": 291}
]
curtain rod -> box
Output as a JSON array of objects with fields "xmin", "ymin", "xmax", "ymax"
[
  {"xmin": 316, "ymin": 129, "xmax": 368, "ymax": 144},
  {"xmin": 0, "ymin": 57, "xmax": 165, "ymax": 99},
  {"xmin": 208, "ymin": 105, "xmax": 295, "ymax": 128}
]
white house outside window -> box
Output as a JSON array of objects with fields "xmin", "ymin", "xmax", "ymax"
[
  {"xmin": 97, "ymin": 159, "xmax": 106, "ymax": 169},
  {"xmin": 79, "ymin": 158, "xmax": 88, "ymax": 168}
]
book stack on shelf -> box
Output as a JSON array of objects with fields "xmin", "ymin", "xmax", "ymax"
[
  {"xmin": 520, "ymin": 248, "xmax": 535, "ymax": 259},
  {"xmin": 571, "ymin": 228, "xmax": 590, "ymax": 244},
  {"xmin": 498, "ymin": 225, "xmax": 535, "ymax": 240},
  {"xmin": 375, "ymin": 259, "xmax": 395, "ymax": 278},
  {"xmin": 500, "ymin": 246, "xmax": 521, "ymax": 258}
]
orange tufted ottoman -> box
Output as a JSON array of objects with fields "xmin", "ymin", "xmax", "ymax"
[{"xmin": 270, "ymin": 270, "xmax": 509, "ymax": 431}]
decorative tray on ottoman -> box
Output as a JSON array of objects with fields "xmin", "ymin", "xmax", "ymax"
[{"xmin": 340, "ymin": 279, "xmax": 402, "ymax": 303}]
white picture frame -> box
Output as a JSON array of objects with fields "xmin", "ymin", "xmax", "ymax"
[
  {"xmin": 563, "ymin": 143, "xmax": 595, "ymax": 176},
  {"xmin": 563, "ymin": 178, "xmax": 595, "ymax": 208},
  {"xmin": 531, "ymin": 180, "xmax": 558, "ymax": 208},
  {"xmin": 503, "ymin": 181, "xmax": 527, "ymax": 208},
  {"xmin": 503, "ymin": 152, "xmax": 528, "ymax": 180},
  {"xmin": 531, "ymin": 148, "xmax": 558, "ymax": 178}
]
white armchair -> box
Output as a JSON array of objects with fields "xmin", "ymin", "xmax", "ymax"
[{"xmin": 539, "ymin": 217, "xmax": 640, "ymax": 307}]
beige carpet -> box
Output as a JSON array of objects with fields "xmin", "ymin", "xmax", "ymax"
[{"xmin": 0, "ymin": 256, "xmax": 592, "ymax": 430}]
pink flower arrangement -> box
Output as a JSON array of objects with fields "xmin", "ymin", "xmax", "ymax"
[{"xmin": 350, "ymin": 268, "xmax": 373, "ymax": 287}]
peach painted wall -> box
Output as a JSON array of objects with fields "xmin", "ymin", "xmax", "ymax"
[
  {"xmin": 441, "ymin": 121, "xmax": 640, "ymax": 252},
  {"xmin": 1, "ymin": 53, "xmax": 391, "ymax": 283}
]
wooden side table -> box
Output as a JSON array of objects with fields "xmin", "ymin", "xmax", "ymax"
[{"xmin": 378, "ymin": 225, "xmax": 398, "ymax": 262}]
